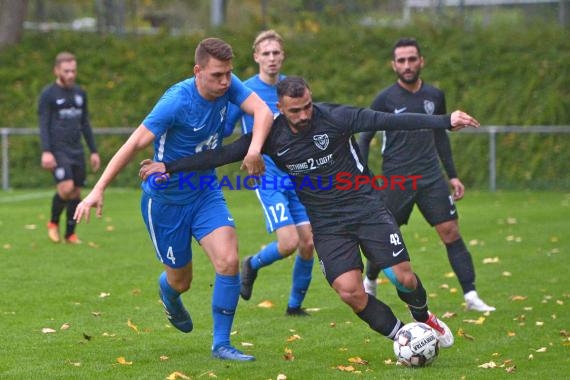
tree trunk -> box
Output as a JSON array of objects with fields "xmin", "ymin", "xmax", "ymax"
[{"xmin": 0, "ymin": 0, "xmax": 28, "ymax": 51}]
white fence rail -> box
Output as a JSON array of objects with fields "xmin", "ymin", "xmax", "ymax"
[{"xmin": 1, "ymin": 126, "xmax": 569, "ymax": 192}]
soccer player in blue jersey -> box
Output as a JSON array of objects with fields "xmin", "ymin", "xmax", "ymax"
[
  {"xmin": 73, "ymin": 38, "xmax": 274, "ymax": 361},
  {"xmin": 358, "ymin": 38, "xmax": 494, "ymax": 312},
  {"xmin": 223, "ymin": 30, "xmax": 314, "ymax": 316}
]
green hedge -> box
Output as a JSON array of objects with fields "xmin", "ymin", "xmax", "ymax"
[{"xmin": 1, "ymin": 20, "xmax": 568, "ymax": 189}]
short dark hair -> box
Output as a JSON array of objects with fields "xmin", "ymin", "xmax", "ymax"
[
  {"xmin": 195, "ymin": 37, "xmax": 233, "ymax": 67},
  {"xmin": 276, "ymin": 76, "xmax": 310, "ymax": 99},
  {"xmin": 392, "ymin": 38, "xmax": 421, "ymax": 59}
]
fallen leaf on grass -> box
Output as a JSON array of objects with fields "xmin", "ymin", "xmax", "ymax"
[
  {"xmin": 276, "ymin": 374, "xmax": 287, "ymax": 380},
  {"xmin": 241, "ymin": 342, "xmax": 254, "ymax": 347},
  {"xmin": 457, "ymin": 328, "xmax": 475, "ymax": 340},
  {"xmin": 24, "ymin": 224, "xmax": 37, "ymax": 230},
  {"xmin": 507, "ymin": 331, "xmax": 516, "ymax": 337},
  {"xmin": 41, "ymin": 328, "xmax": 56, "ymax": 334},
  {"xmin": 60, "ymin": 323, "xmax": 70, "ymax": 330},
  {"xmin": 383, "ymin": 358, "xmax": 396, "ymax": 365},
  {"xmin": 528, "ymin": 354, "xmax": 534, "ymax": 360},
  {"xmin": 444, "ymin": 272, "xmax": 455, "ymax": 278},
  {"xmin": 159, "ymin": 355, "xmax": 169, "ymax": 361},
  {"xmin": 166, "ymin": 371, "xmax": 190, "ymax": 379},
  {"xmin": 127, "ymin": 319, "xmax": 139, "ymax": 333},
  {"xmin": 502, "ymin": 272, "xmax": 512, "ymax": 277},
  {"xmin": 283, "ymin": 347, "xmax": 294, "ymax": 361},
  {"xmin": 348, "ymin": 357, "xmax": 368, "ymax": 365},
  {"xmin": 510, "ymin": 295, "xmax": 527, "ymax": 301},
  {"xmin": 117, "ymin": 357, "xmax": 132, "ymax": 365},
  {"xmin": 505, "ymin": 366, "xmax": 516, "ymax": 373},
  {"xmin": 287, "ymin": 334, "xmax": 301, "ymax": 342},
  {"xmin": 442, "ymin": 311, "xmax": 457, "ymax": 319},
  {"xmin": 335, "ymin": 365, "xmax": 356, "ymax": 372},
  {"xmin": 99, "ymin": 292, "xmax": 111, "ymax": 298},
  {"xmin": 535, "ymin": 347, "xmax": 547, "ymax": 352},
  {"xmin": 478, "ymin": 361, "xmax": 497, "ymax": 368},
  {"xmin": 483, "ymin": 257, "xmax": 500, "ymax": 264},
  {"xmin": 92, "ymin": 311, "xmax": 102, "ymax": 317},
  {"xmin": 106, "ymin": 225, "xmax": 115, "ymax": 232},
  {"xmin": 65, "ymin": 359, "xmax": 81, "ymax": 367},
  {"xmin": 463, "ymin": 316, "xmax": 485, "ymax": 325},
  {"xmin": 257, "ymin": 300, "xmax": 274, "ymax": 308}
]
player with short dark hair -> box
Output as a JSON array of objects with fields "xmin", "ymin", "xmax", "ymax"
[
  {"xmin": 358, "ymin": 37, "xmax": 494, "ymax": 312},
  {"xmin": 74, "ymin": 37, "xmax": 274, "ymax": 361},
  {"xmin": 39, "ymin": 51, "xmax": 100, "ymax": 244},
  {"xmin": 139, "ymin": 76, "xmax": 481, "ymax": 350}
]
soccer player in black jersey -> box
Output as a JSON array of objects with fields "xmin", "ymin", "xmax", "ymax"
[
  {"xmin": 39, "ymin": 52, "xmax": 100, "ymax": 244},
  {"xmin": 139, "ymin": 76, "xmax": 481, "ymax": 350},
  {"xmin": 358, "ymin": 38, "xmax": 495, "ymax": 312}
]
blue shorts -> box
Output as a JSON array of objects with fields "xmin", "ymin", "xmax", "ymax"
[
  {"xmin": 140, "ymin": 190, "xmax": 235, "ymax": 268},
  {"xmin": 254, "ymin": 184, "xmax": 310, "ymax": 233}
]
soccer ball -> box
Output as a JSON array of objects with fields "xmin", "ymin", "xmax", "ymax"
[{"xmin": 393, "ymin": 322, "xmax": 439, "ymax": 367}]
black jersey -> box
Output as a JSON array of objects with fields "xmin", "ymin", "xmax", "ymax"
[
  {"xmin": 371, "ymin": 82, "xmax": 456, "ymax": 183},
  {"xmin": 38, "ymin": 83, "xmax": 97, "ymax": 162},
  {"xmin": 166, "ymin": 102, "xmax": 452, "ymax": 233}
]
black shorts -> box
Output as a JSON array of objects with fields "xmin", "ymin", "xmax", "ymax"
[
  {"xmin": 383, "ymin": 177, "xmax": 458, "ymax": 226},
  {"xmin": 312, "ymin": 207, "xmax": 410, "ymax": 285},
  {"xmin": 52, "ymin": 153, "xmax": 86, "ymax": 187}
]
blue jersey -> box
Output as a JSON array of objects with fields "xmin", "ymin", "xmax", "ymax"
[
  {"xmin": 142, "ymin": 74, "xmax": 252, "ymax": 204},
  {"xmin": 224, "ymin": 74, "xmax": 286, "ymax": 179}
]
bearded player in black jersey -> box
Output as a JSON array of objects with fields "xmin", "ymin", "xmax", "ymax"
[
  {"xmin": 39, "ymin": 52, "xmax": 100, "ymax": 244},
  {"xmin": 358, "ymin": 38, "xmax": 494, "ymax": 312},
  {"xmin": 139, "ymin": 76, "xmax": 480, "ymax": 350}
]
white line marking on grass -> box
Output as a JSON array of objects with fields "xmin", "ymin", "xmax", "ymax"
[{"xmin": 0, "ymin": 191, "xmax": 54, "ymax": 203}]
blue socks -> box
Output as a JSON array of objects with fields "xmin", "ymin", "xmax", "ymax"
[
  {"xmin": 288, "ymin": 256, "xmax": 313, "ymax": 308},
  {"xmin": 212, "ymin": 273, "xmax": 240, "ymax": 350},
  {"xmin": 250, "ymin": 241, "xmax": 282, "ymax": 270},
  {"xmin": 159, "ymin": 271, "xmax": 181, "ymax": 303}
]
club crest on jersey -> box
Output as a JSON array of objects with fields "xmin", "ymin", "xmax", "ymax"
[
  {"xmin": 423, "ymin": 100, "xmax": 435, "ymax": 115},
  {"xmin": 74, "ymin": 94, "xmax": 83, "ymax": 107},
  {"xmin": 313, "ymin": 134, "xmax": 329, "ymax": 150}
]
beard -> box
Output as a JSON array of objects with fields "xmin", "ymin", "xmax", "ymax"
[{"xmin": 398, "ymin": 70, "xmax": 420, "ymax": 85}]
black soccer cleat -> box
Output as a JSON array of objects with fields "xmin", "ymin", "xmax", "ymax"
[
  {"xmin": 240, "ymin": 256, "xmax": 258, "ymax": 300},
  {"xmin": 285, "ymin": 306, "xmax": 310, "ymax": 317}
]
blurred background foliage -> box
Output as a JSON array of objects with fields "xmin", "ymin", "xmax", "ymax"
[{"xmin": 0, "ymin": 0, "xmax": 569, "ymax": 189}]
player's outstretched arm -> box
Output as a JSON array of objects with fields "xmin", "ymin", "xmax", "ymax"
[
  {"xmin": 238, "ymin": 92, "xmax": 273, "ymax": 176},
  {"xmin": 74, "ymin": 125, "xmax": 155, "ymax": 223},
  {"xmin": 139, "ymin": 133, "xmax": 253, "ymax": 179}
]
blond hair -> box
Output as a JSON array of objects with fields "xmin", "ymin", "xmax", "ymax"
[{"xmin": 252, "ymin": 30, "xmax": 284, "ymax": 52}]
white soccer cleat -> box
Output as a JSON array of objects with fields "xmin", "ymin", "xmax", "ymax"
[
  {"xmin": 464, "ymin": 291, "xmax": 496, "ymax": 312},
  {"xmin": 363, "ymin": 276, "xmax": 377, "ymax": 297},
  {"xmin": 424, "ymin": 312, "xmax": 454, "ymax": 348}
]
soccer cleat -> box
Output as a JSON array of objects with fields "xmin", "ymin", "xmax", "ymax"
[
  {"xmin": 285, "ymin": 306, "xmax": 310, "ymax": 317},
  {"xmin": 423, "ymin": 312, "xmax": 454, "ymax": 348},
  {"xmin": 64, "ymin": 233, "xmax": 82, "ymax": 244},
  {"xmin": 159, "ymin": 290, "xmax": 193, "ymax": 333},
  {"xmin": 212, "ymin": 345, "xmax": 255, "ymax": 361},
  {"xmin": 240, "ymin": 256, "xmax": 258, "ymax": 300},
  {"xmin": 47, "ymin": 222, "xmax": 60, "ymax": 243},
  {"xmin": 363, "ymin": 276, "xmax": 377, "ymax": 297},
  {"xmin": 464, "ymin": 291, "xmax": 496, "ymax": 312}
]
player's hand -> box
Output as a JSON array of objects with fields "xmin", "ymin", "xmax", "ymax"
[
  {"xmin": 74, "ymin": 189, "xmax": 104, "ymax": 223},
  {"xmin": 449, "ymin": 111, "xmax": 480, "ymax": 131},
  {"xmin": 449, "ymin": 178, "xmax": 465, "ymax": 201},
  {"xmin": 41, "ymin": 152, "xmax": 57, "ymax": 171},
  {"xmin": 91, "ymin": 153, "xmax": 101, "ymax": 172},
  {"xmin": 241, "ymin": 150, "xmax": 265, "ymax": 176},
  {"xmin": 139, "ymin": 159, "xmax": 168, "ymax": 181}
]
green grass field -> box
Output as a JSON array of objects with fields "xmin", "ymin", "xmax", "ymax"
[{"xmin": 0, "ymin": 189, "xmax": 568, "ymax": 379}]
